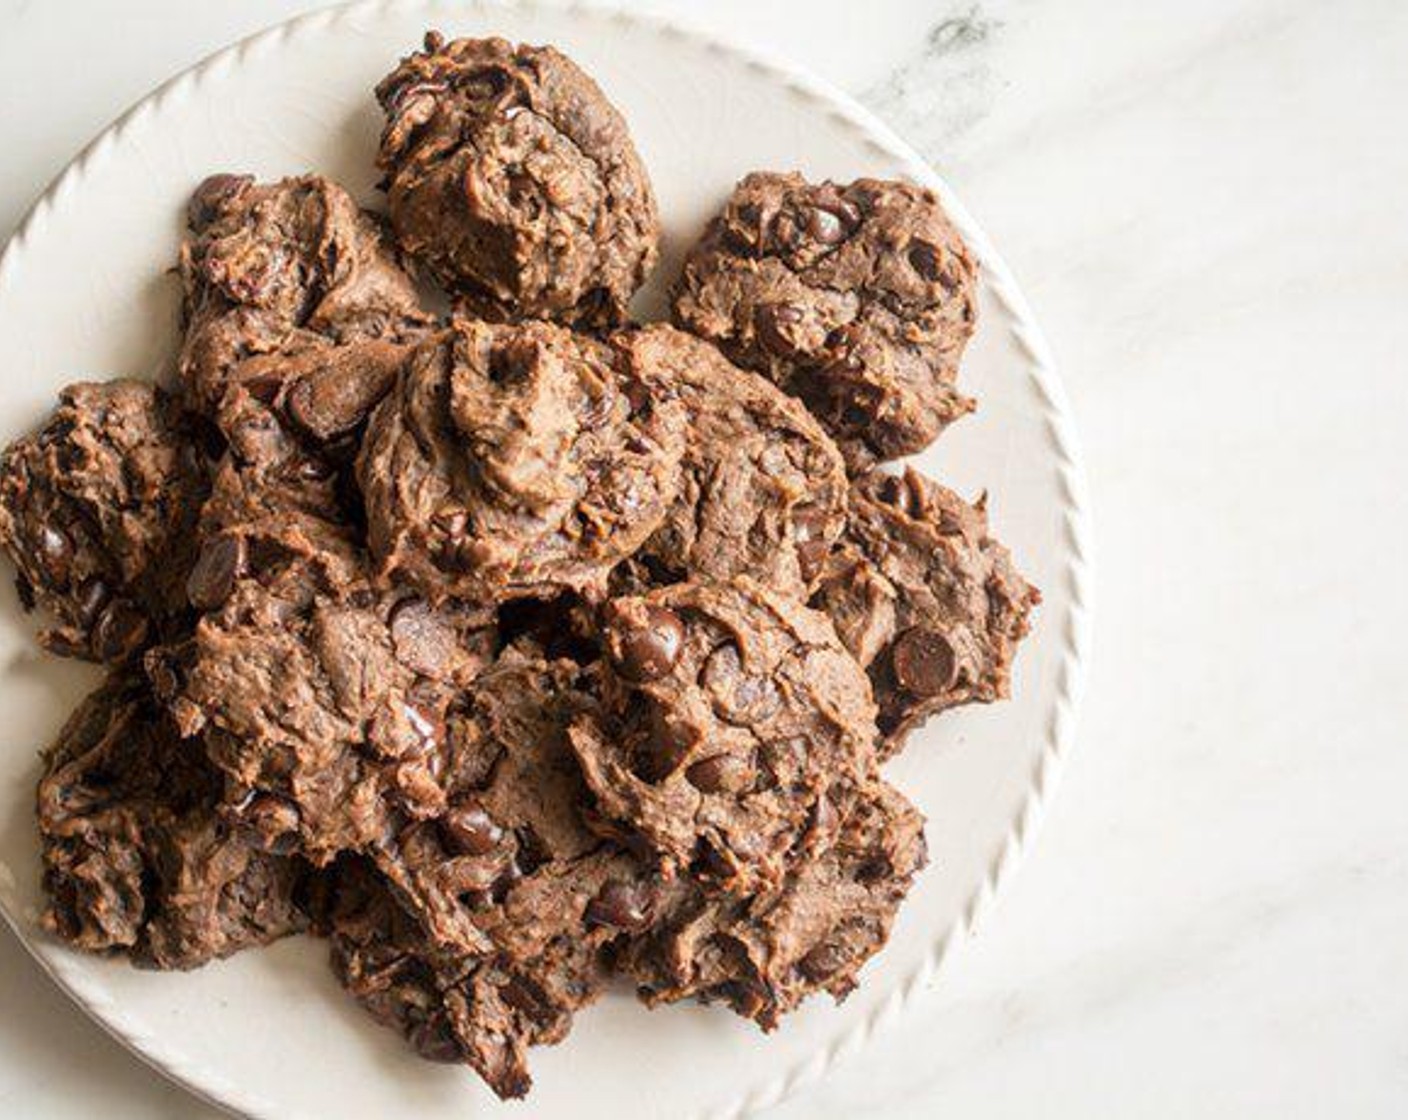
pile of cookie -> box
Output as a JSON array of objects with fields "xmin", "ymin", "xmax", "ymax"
[{"xmin": 0, "ymin": 33, "xmax": 1038, "ymax": 1098}]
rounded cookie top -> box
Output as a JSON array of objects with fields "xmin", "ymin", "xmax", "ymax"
[
  {"xmin": 358, "ymin": 319, "xmax": 685, "ymax": 603},
  {"xmin": 813, "ymin": 467, "xmax": 1040, "ymax": 753},
  {"xmin": 615, "ymin": 324, "xmax": 848, "ymax": 599},
  {"xmin": 672, "ymin": 172, "xmax": 979, "ymax": 467},
  {"xmin": 569, "ymin": 576, "xmax": 878, "ymax": 892},
  {"xmin": 376, "ymin": 33, "xmax": 660, "ymax": 327}
]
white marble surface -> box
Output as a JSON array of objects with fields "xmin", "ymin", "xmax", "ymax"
[{"xmin": 1, "ymin": 1, "xmax": 1406, "ymax": 1117}]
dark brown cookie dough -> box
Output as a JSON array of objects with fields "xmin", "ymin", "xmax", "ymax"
[
  {"xmin": 569, "ymin": 577, "xmax": 878, "ymax": 892},
  {"xmin": 672, "ymin": 172, "xmax": 979, "ymax": 468},
  {"xmin": 329, "ymin": 858, "xmax": 611, "ymax": 1100},
  {"xmin": 615, "ymin": 325, "xmax": 848, "ymax": 599},
  {"xmin": 813, "ymin": 467, "xmax": 1039, "ymax": 752},
  {"xmin": 0, "ymin": 380, "xmax": 210, "ymax": 663},
  {"xmin": 371, "ymin": 646, "xmax": 646, "ymax": 956},
  {"xmin": 620, "ymin": 778, "xmax": 926, "ymax": 1030},
  {"xmin": 358, "ymin": 319, "xmax": 685, "ymax": 603},
  {"xmin": 178, "ymin": 173, "xmax": 431, "ymax": 418},
  {"xmin": 376, "ymin": 33, "xmax": 659, "ymax": 327},
  {"xmin": 335, "ymin": 647, "xmax": 656, "ymax": 1099},
  {"xmin": 158, "ymin": 522, "xmax": 496, "ymax": 864},
  {"xmin": 37, "ymin": 669, "xmax": 311, "ymax": 969}
]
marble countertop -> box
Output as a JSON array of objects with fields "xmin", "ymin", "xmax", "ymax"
[{"xmin": 2, "ymin": 1, "xmax": 1405, "ymax": 1117}]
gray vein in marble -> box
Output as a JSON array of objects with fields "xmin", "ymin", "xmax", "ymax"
[{"xmin": 860, "ymin": 2, "xmax": 1004, "ymax": 163}]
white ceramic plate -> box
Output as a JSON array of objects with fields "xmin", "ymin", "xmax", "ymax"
[{"xmin": 0, "ymin": 3, "xmax": 1091, "ymax": 1117}]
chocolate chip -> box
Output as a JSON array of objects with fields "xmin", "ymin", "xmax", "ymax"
[
  {"xmin": 792, "ymin": 505, "xmax": 831, "ymax": 581},
  {"xmin": 440, "ymin": 804, "xmax": 503, "ymax": 857},
  {"xmin": 685, "ymin": 752, "xmax": 752, "ymax": 794},
  {"xmin": 634, "ymin": 700, "xmax": 696, "ymax": 782},
  {"xmin": 803, "ymin": 197, "xmax": 860, "ymax": 245},
  {"xmin": 585, "ymin": 880, "xmax": 655, "ymax": 933},
  {"xmin": 403, "ymin": 697, "xmax": 446, "ymax": 756},
  {"xmin": 798, "ymin": 941, "xmax": 845, "ymax": 981},
  {"xmin": 611, "ymin": 606, "xmax": 685, "ymax": 682},
  {"xmin": 35, "ymin": 525, "xmax": 73, "ymax": 587},
  {"xmin": 907, "ymin": 240, "xmax": 945, "ymax": 282},
  {"xmin": 389, "ymin": 599, "xmax": 454, "ymax": 678},
  {"xmin": 891, "ymin": 627, "xmax": 958, "ymax": 697},
  {"xmin": 92, "ymin": 600, "xmax": 148, "ymax": 661},
  {"xmin": 498, "ymin": 975, "xmax": 546, "ymax": 1019},
  {"xmin": 855, "ymin": 856, "xmax": 893, "ymax": 884},
  {"xmin": 755, "ymin": 302, "xmax": 804, "ymax": 356},
  {"xmin": 186, "ymin": 533, "xmax": 246, "ymax": 610},
  {"xmin": 74, "ymin": 579, "xmax": 111, "ymax": 626}
]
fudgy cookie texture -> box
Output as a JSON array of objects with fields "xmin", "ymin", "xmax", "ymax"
[
  {"xmin": 370, "ymin": 645, "xmax": 651, "ymax": 958},
  {"xmin": 616, "ymin": 325, "xmax": 848, "ymax": 599},
  {"xmin": 178, "ymin": 173, "xmax": 431, "ymax": 418},
  {"xmin": 37, "ymin": 669, "xmax": 311, "ymax": 969},
  {"xmin": 376, "ymin": 33, "xmax": 659, "ymax": 326},
  {"xmin": 329, "ymin": 857, "xmax": 613, "ymax": 1100},
  {"xmin": 335, "ymin": 646, "xmax": 664, "ymax": 1096},
  {"xmin": 620, "ymin": 778, "xmax": 926, "ymax": 1029},
  {"xmin": 358, "ymin": 319, "xmax": 685, "ymax": 603},
  {"xmin": 672, "ymin": 172, "xmax": 979, "ymax": 468},
  {"xmin": 813, "ymin": 467, "xmax": 1040, "ymax": 753},
  {"xmin": 0, "ymin": 381, "xmax": 210, "ymax": 662},
  {"xmin": 569, "ymin": 577, "xmax": 878, "ymax": 892},
  {"xmin": 156, "ymin": 517, "xmax": 497, "ymax": 864},
  {"xmin": 0, "ymin": 33, "xmax": 1046, "ymax": 1104}
]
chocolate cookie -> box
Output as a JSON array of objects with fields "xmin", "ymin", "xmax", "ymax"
[
  {"xmin": 616, "ymin": 325, "xmax": 848, "ymax": 598},
  {"xmin": 197, "ymin": 391, "xmax": 353, "ymax": 540},
  {"xmin": 672, "ymin": 172, "xmax": 979, "ymax": 467},
  {"xmin": 158, "ymin": 522, "xmax": 497, "ymax": 863},
  {"xmin": 329, "ymin": 858, "xmax": 611, "ymax": 1100},
  {"xmin": 37, "ymin": 669, "xmax": 311, "ymax": 969},
  {"xmin": 178, "ymin": 173, "xmax": 431, "ymax": 417},
  {"xmin": 813, "ymin": 468, "xmax": 1039, "ymax": 752},
  {"xmin": 358, "ymin": 319, "xmax": 685, "ymax": 603},
  {"xmin": 376, "ymin": 33, "xmax": 659, "ymax": 327},
  {"xmin": 620, "ymin": 778, "xmax": 926, "ymax": 1029},
  {"xmin": 569, "ymin": 577, "xmax": 877, "ymax": 892},
  {"xmin": 0, "ymin": 380, "xmax": 210, "ymax": 662},
  {"xmin": 371, "ymin": 645, "xmax": 648, "ymax": 956},
  {"xmin": 334, "ymin": 646, "xmax": 658, "ymax": 1098}
]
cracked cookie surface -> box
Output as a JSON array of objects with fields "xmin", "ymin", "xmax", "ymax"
[
  {"xmin": 570, "ymin": 576, "xmax": 878, "ymax": 892},
  {"xmin": 178, "ymin": 173, "xmax": 431, "ymax": 418},
  {"xmin": 37, "ymin": 669, "xmax": 312, "ymax": 969},
  {"xmin": 813, "ymin": 467, "xmax": 1040, "ymax": 753},
  {"xmin": 616, "ymin": 324, "xmax": 848, "ymax": 599},
  {"xmin": 619, "ymin": 778, "xmax": 927, "ymax": 1030},
  {"xmin": 0, "ymin": 380, "xmax": 210, "ymax": 663}
]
